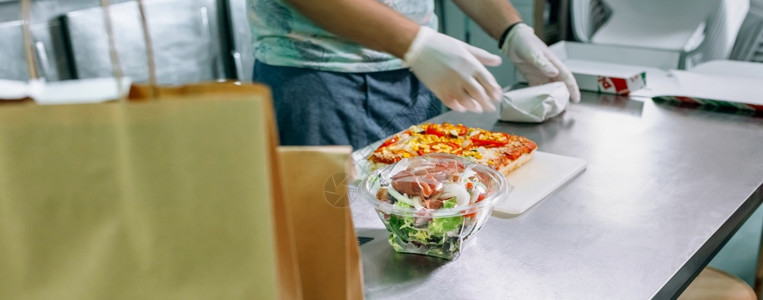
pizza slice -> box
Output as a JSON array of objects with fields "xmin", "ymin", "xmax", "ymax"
[{"xmin": 368, "ymin": 123, "xmax": 537, "ymax": 176}]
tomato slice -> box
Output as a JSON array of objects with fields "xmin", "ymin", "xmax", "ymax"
[
  {"xmin": 470, "ymin": 132, "xmax": 510, "ymax": 147},
  {"xmin": 454, "ymin": 125, "xmax": 468, "ymax": 136},
  {"xmin": 476, "ymin": 193, "xmax": 486, "ymax": 202},
  {"xmin": 443, "ymin": 124, "xmax": 467, "ymax": 136},
  {"xmin": 464, "ymin": 194, "xmax": 487, "ymax": 219},
  {"xmin": 425, "ymin": 123, "xmax": 468, "ymax": 137},
  {"xmin": 379, "ymin": 136, "xmax": 399, "ymax": 148},
  {"xmin": 471, "ymin": 139, "xmax": 506, "ymax": 147},
  {"xmin": 425, "ymin": 124, "xmax": 446, "ymax": 137}
]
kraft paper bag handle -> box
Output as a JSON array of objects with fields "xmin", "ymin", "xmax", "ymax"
[
  {"xmin": 135, "ymin": 0, "xmax": 158, "ymax": 100},
  {"xmin": 20, "ymin": 0, "xmax": 38, "ymax": 81},
  {"xmin": 125, "ymin": 1, "xmax": 249, "ymax": 102},
  {"xmin": 100, "ymin": 0, "xmax": 127, "ymax": 102},
  {"xmin": 21, "ymin": 0, "xmax": 160, "ymax": 103},
  {"xmin": 20, "ymin": 0, "xmax": 128, "ymax": 103}
]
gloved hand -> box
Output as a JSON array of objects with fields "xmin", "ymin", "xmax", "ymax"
[
  {"xmin": 404, "ymin": 26, "xmax": 503, "ymax": 113},
  {"xmin": 500, "ymin": 23, "xmax": 581, "ymax": 103}
]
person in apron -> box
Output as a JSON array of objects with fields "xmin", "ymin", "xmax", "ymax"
[{"xmin": 249, "ymin": 0, "xmax": 579, "ymax": 149}]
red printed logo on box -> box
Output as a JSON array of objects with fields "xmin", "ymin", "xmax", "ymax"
[{"xmin": 597, "ymin": 73, "xmax": 646, "ymax": 95}]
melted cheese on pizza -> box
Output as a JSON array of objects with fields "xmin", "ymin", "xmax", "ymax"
[{"xmin": 370, "ymin": 123, "xmax": 537, "ymax": 172}]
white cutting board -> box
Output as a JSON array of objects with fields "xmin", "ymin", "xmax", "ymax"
[{"xmin": 493, "ymin": 151, "xmax": 586, "ymax": 217}]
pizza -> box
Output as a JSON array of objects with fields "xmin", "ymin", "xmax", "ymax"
[{"xmin": 368, "ymin": 123, "xmax": 537, "ymax": 176}]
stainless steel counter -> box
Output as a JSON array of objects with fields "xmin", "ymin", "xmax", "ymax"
[{"xmin": 350, "ymin": 92, "xmax": 763, "ymax": 299}]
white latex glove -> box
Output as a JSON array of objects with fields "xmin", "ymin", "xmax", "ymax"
[
  {"xmin": 501, "ymin": 23, "xmax": 581, "ymax": 103},
  {"xmin": 404, "ymin": 26, "xmax": 503, "ymax": 113}
]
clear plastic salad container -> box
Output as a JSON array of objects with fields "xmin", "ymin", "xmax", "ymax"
[{"xmin": 360, "ymin": 153, "xmax": 511, "ymax": 260}]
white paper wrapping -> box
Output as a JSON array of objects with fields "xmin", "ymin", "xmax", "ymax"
[
  {"xmin": 0, "ymin": 79, "xmax": 35, "ymax": 100},
  {"xmin": 0, "ymin": 78, "xmax": 132, "ymax": 104},
  {"xmin": 499, "ymin": 82, "xmax": 570, "ymax": 123}
]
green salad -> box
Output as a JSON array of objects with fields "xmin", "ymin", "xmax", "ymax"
[{"xmin": 369, "ymin": 156, "xmax": 492, "ymax": 259}]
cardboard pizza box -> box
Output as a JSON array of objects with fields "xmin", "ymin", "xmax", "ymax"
[
  {"xmin": 647, "ymin": 62, "xmax": 763, "ymax": 115},
  {"xmin": 520, "ymin": 41, "xmax": 681, "ymax": 95}
]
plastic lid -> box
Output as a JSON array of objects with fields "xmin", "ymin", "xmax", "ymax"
[{"xmin": 361, "ymin": 153, "xmax": 510, "ymax": 217}]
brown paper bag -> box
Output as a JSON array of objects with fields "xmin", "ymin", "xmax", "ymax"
[
  {"xmin": 0, "ymin": 84, "xmax": 302, "ymax": 300},
  {"xmin": 278, "ymin": 146, "xmax": 364, "ymax": 300},
  {"xmin": 1, "ymin": 1, "xmax": 303, "ymax": 298}
]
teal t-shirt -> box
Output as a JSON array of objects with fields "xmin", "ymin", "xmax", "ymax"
[{"xmin": 248, "ymin": 0, "xmax": 438, "ymax": 73}]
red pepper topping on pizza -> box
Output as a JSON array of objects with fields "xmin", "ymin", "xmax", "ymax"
[{"xmin": 369, "ymin": 123, "xmax": 537, "ymax": 176}]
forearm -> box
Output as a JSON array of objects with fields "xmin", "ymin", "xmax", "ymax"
[
  {"xmin": 284, "ymin": 0, "xmax": 419, "ymax": 58},
  {"xmin": 451, "ymin": 0, "xmax": 522, "ymax": 40}
]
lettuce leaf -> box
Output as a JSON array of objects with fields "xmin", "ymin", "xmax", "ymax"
[
  {"xmin": 428, "ymin": 216, "xmax": 463, "ymax": 236},
  {"xmin": 410, "ymin": 229, "xmax": 431, "ymax": 242},
  {"xmin": 442, "ymin": 197, "xmax": 457, "ymax": 209},
  {"xmin": 393, "ymin": 201, "xmax": 413, "ymax": 208},
  {"xmin": 388, "ymin": 215, "xmax": 416, "ymax": 241}
]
